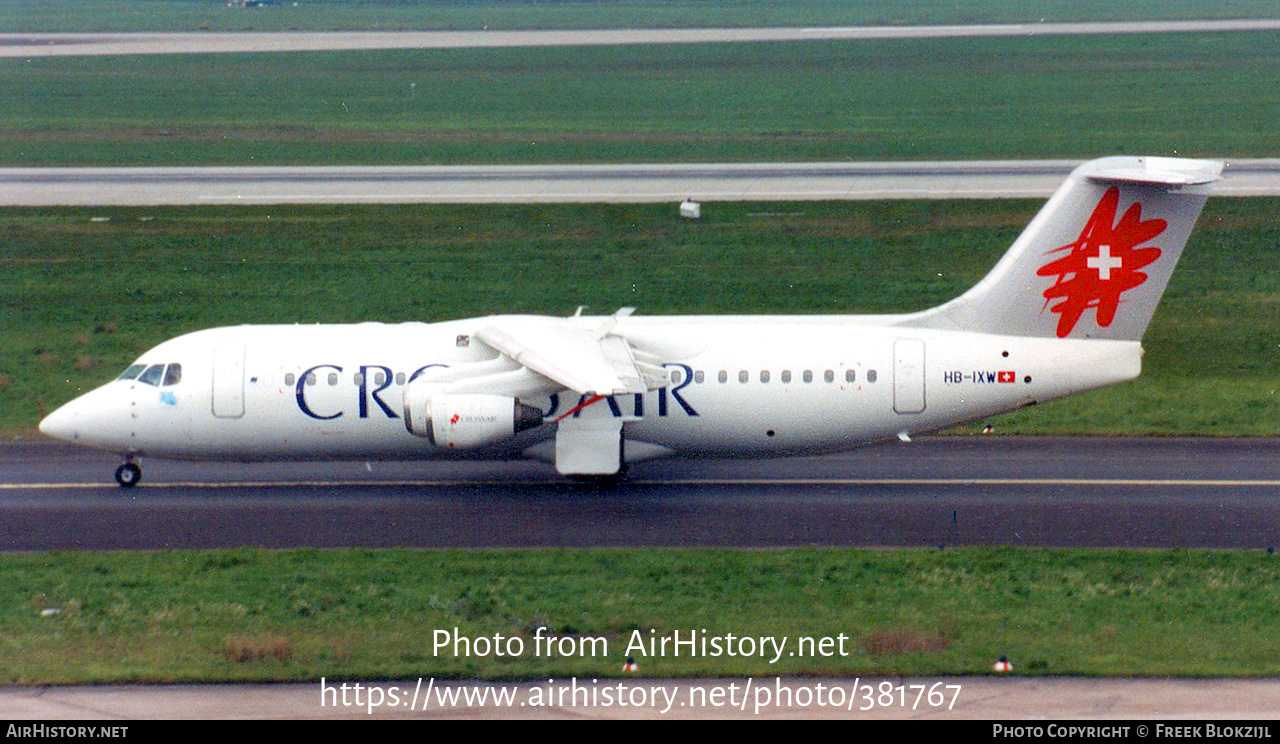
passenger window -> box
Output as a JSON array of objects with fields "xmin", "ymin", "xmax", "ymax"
[
  {"xmin": 738, "ymin": 370, "xmax": 748, "ymax": 383},
  {"xmin": 327, "ymin": 372, "xmax": 338, "ymax": 386},
  {"xmin": 824, "ymin": 370, "xmax": 834, "ymax": 383},
  {"xmin": 781, "ymin": 370, "xmax": 791, "ymax": 383},
  {"xmin": 117, "ymin": 364, "xmax": 146, "ymax": 381},
  {"xmin": 867, "ymin": 369, "xmax": 878, "ymax": 383},
  {"xmin": 306, "ymin": 372, "xmax": 317, "ymax": 386},
  {"xmin": 285, "ymin": 373, "xmax": 296, "ymax": 386},
  {"xmin": 375, "ymin": 371, "xmax": 387, "ymax": 386},
  {"xmin": 694, "ymin": 370, "xmax": 705, "ymax": 384},
  {"xmin": 395, "ymin": 372, "xmax": 406, "ymax": 385},
  {"xmin": 353, "ymin": 372, "xmax": 364, "ymax": 386},
  {"xmin": 760, "ymin": 370, "xmax": 770, "ymax": 383},
  {"xmin": 137, "ymin": 364, "xmax": 164, "ymax": 387},
  {"xmin": 718, "ymin": 370, "xmax": 728, "ymax": 383},
  {"xmin": 803, "ymin": 370, "xmax": 813, "ymax": 383},
  {"xmin": 846, "ymin": 370, "xmax": 856, "ymax": 383},
  {"xmin": 162, "ymin": 363, "xmax": 182, "ymax": 386},
  {"xmin": 670, "ymin": 369, "xmax": 683, "ymax": 385}
]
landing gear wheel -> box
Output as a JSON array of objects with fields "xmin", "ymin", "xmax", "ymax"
[{"xmin": 114, "ymin": 462, "xmax": 141, "ymax": 488}]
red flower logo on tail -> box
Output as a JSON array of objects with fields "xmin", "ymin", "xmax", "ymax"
[{"xmin": 1036, "ymin": 187, "xmax": 1166, "ymax": 337}]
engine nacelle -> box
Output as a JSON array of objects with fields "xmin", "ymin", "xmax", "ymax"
[{"xmin": 403, "ymin": 389, "xmax": 543, "ymax": 450}]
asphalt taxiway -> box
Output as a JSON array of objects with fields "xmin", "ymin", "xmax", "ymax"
[
  {"xmin": 5, "ymin": 159, "xmax": 1279, "ymax": 205},
  {"xmin": 5, "ymin": 438, "xmax": 1280, "ymax": 721},
  {"xmin": 4, "ymin": 437, "xmax": 1278, "ymax": 551},
  {"xmin": 5, "ymin": 19, "xmax": 1280, "ymax": 58}
]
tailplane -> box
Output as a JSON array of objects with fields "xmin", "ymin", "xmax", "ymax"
[{"xmin": 903, "ymin": 156, "xmax": 1222, "ymax": 340}]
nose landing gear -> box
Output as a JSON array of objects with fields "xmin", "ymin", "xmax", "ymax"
[{"xmin": 114, "ymin": 459, "xmax": 142, "ymax": 488}]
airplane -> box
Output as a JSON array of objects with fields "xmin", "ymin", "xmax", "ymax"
[{"xmin": 38, "ymin": 156, "xmax": 1222, "ymax": 486}]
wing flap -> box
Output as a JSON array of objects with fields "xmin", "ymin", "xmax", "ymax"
[{"xmin": 474, "ymin": 315, "xmax": 653, "ymax": 396}]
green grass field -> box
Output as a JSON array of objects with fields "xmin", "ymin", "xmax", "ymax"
[
  {"xmin": 3, "ymin": 197, "xmax": 1277, "ymax": 436},
  {"xmin": 4, "ymin": 0, "xmax": 1272, "ymax": 34},
  {"xmin": 5, "ymin": 547, "xmax": 1280, "ymax": 684},
  {"xmin": 6, "ymin": 31, "xmax": 1280, "ymax": 166}
]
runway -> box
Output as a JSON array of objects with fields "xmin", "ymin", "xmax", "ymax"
[
  {"xmin": 5, "ymin": 437, "xmax": 1278, "ymax": 551},
  {"xmin": 5, "ymin": 159, "xmax": 1280, "ymax": 206},
  {"xmin": 5, "ymin": 19, "xmax": 1280, "ymax": 58}
]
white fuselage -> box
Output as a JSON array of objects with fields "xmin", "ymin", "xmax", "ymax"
[{"xmin": 43, "ymin": 315, "xmax": 1142, "ymax": 463}]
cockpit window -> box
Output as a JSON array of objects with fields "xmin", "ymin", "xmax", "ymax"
[
  {"xmin": 137, "ymin": 364, "xmax": 165, "ymax": 387},
  {"xmin": 162, "ymin": 363, "xmax": 182, "ymax": 386},
  {"xmin": 117, "ymin": 364, "xmax": 146, "ymax": 381}
]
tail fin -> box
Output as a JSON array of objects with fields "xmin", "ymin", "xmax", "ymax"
[{"xmin": 904, "ymin": 156, "xmax": 1222, "ymax": 340}]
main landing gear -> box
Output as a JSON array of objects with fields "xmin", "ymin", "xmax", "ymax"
[{"xmin": 114, "ymin": 459, "xmax": 142, "ymax": 488}]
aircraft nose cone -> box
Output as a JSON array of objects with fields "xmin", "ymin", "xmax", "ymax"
[
  {"xmin": 39, "ymin": 401, "xmax": 81, "ymax": 443},
  {"xmin": 38, "ymin": 385, "xmax": 130, "ymax": 449}
]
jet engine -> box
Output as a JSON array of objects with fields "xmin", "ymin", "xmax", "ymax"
[{"xmin": 403, "ymin": 389, "xmax": 543, "ymax": 450}]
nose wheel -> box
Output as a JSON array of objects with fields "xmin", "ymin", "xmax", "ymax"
[{"xmin": 114, "ymin": 461, "xmax": 142, "ymax": 488}]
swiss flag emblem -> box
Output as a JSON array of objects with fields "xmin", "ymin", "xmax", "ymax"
[
  {"xmin": 1036, "ymin": 186, "xmax": 1166, "ymax": 337},
  {"xmin": 997, "ymin": 371, "xmax": 1016, "ymax": 384}
]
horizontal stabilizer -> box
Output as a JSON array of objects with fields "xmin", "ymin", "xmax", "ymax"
[{"xmin": 1086, "ymin": 156, "xmax": 1222, "ymax": 186}]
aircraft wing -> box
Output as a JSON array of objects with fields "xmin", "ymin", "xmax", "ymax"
[{"xmin": 473, "ymin": 311, "xmax": 666, "ymax": 396}]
